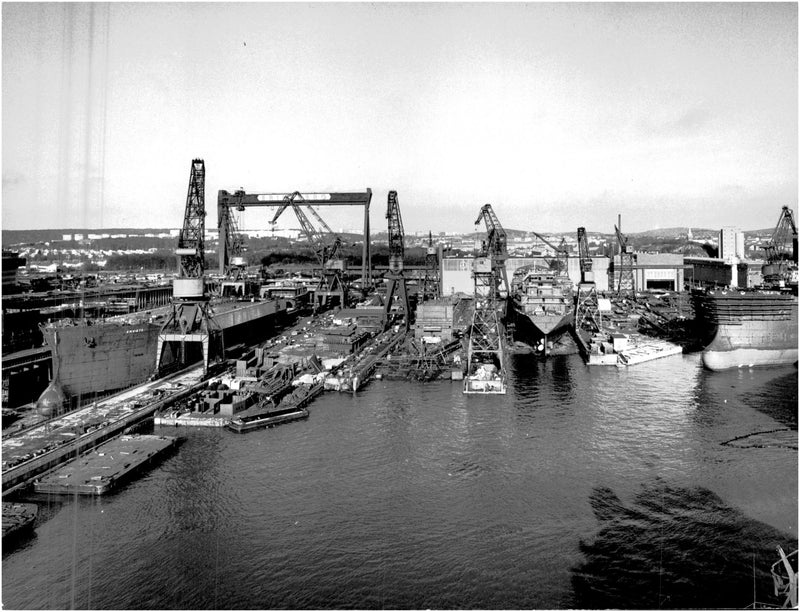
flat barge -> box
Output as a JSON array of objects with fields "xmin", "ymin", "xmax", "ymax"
[
  {"xmin": 226, "ymin": 406, "xmax": 309, "ymax": 433},
  {"xmin": 33, "ymin": 434, "xmax": 181, "ymax": 495},
  {"xmin": 2, "ymin": 364, "xmax": 206, "ymax": 495},
  {"xmin": 2, "ymin": 502, "xmax": 37, "ymax": 540}
]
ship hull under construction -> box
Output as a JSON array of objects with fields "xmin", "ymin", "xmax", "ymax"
[
  {"xmin": 42, "ymin": 298, "xmax": 288, "ymax": 405},
  {"xmin": 693, "ymin": 289, "xmax": 798, "ymax": 371},
  {"xmin": 511, "ymin": 268, "xmax": 574, "ymax": 355}
]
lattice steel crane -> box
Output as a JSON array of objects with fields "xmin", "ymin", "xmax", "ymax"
[
  {"xmin": 157, "ymin": 159, "xmax": 222, "ymax": 374},
  {"xmin": 474, "ymin": 203, "xmax": 509, "ymax": 297},
  {"xmin": 382, "ymin": 190, "xmax": 410, "ymax": 330},
  {"xmin": 532, "ymin": 231, "xmax": 570, "ymax": 274},
  {"xmin": 421, "ymin": 231, "xmax": 441, "ymax": 301},
  {"xmin": 271, "ymin": 192, "xmax": 347, "ymax": 309},
  {"xmin": 613, "ymin": 223, "xmax": 635, "ymax": 294},
  {"xmin": 574, "ymin": 226, "xmax": 602, "ymax": 332},
  {"xmin": 218, "ymin": 192, "xmax": 247, "ymax": 282},
  {"xmin": 464, "ymin": 203, "xmax": 508, "ymax": 394},
  {"xmin": 763, "ymin": 205, "xmax": 798, "ymax": 288}
]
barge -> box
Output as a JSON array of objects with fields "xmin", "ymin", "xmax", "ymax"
[
  {"xmin": 2, "ymin": 502, "xmax": 37, "ymax": 541},
  {"xmin": 33, "ymin": 434, "xmax": 181, "ymax": 495},
  {"xmin": 226, "ymin": 406, "xmax": 309, "ymax": 433}
]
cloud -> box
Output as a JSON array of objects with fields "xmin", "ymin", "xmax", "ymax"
[
  {"xmin": 639, "ymin": 105, "xmax": 712, "ymax": 137},
  {"xmin": 2, "ymin": 173, "xmax": 26, "ymax": 188}
]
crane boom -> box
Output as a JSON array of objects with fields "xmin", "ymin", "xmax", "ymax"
[
  {"xmin": 386, "ymin": 190, "xmax": 404, "ymax": 273},
  {"xmin": 176, "ymin": 159, "xmax": 206, "ymax": 280},
  {"xmin": 765, "ymin": 206, "xmax": 798, "ymax": 263},
  {"xmin": 577, "ymin": 227, "xmax": 592, "ymax": 280},
  {"xmin": 475, "ymin": 203, "xmax": 508, "ymax": 261}
]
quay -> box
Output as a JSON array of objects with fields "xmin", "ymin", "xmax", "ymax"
[
  {"xmin": 1, "ymin": 364, "xmax": 207, "ymax": 495},
  {"xmin": 33, "ymin": 434, "xmax": 181, "ymax": 496}
]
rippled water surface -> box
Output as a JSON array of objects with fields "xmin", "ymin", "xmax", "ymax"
[{"xmin": 3, "ymin": 353, "xmax": 797, "ymax": 609}]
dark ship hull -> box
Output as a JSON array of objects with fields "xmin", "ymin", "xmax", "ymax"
[
  {"xmin": 511, "ymin": 268, "xmax": 574, "ymax": 354},
  {"xmin": 42, "ymin": 298, "xmax": 288, "ymax": 403},
  {"xmin": 692, "ymin": 289, "xmax": 798, "ymax": 371}
]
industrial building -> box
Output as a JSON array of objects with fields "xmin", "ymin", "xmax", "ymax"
[{"xmin": 440, "ymin": 253, "xmax": 684, "ymax": 296}]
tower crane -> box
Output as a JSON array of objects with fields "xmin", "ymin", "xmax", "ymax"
[
  {"xmin": 612, "ymin": 220, "xmax": 635, "ymax": 295},
  {"xmin": 762, "ymin": 205, "xmax": 798, "ymax": 289},
  {"xmin": 271, "ymin": 192, "xmax": 347, "ymax": 310},
  {"xmin": 574, "ymin": 226, "xmax": 602, "ymax": 332},
  {"xmin": 156, "ymin": 159, "xmax": 222, "ymax": 374},
  {"xmin": 382, "ymin": 190, "xmax": 411, "ymax": 330}
]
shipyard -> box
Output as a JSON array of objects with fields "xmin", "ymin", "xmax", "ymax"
[{"xmin": 2, "ymin": 3, "xmax": 797, "ymax": 610}]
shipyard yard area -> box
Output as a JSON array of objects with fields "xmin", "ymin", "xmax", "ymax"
[
  {"xmin": 2, "ymin": 2, "xmax": 799, "ymax": 609},
  {"xmin": 2, "ymin": 174, "xmax": 798, "ymax": 609}
]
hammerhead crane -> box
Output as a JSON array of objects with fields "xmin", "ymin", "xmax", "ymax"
[
  {"xmin": 574, "ymin": 227, "xmax": 602, "ymax": 332},
  {"xmin": 762, "ymin": 205, "xmax": 798, "ymax": 289},
  {"xmin": 382, "ymin": 190, "xmax": 410, "ymax": 330},
  {"xmin": 156, "ymin": 159, "xmax": 222, "ymax": 374},
  {"xmin": 271, "ymin": 191, "xmax": 347, "ymax": 310}
]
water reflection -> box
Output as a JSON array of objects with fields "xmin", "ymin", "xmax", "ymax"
[{"xmin": 572, "ymin": 481, "xmax": 797, "ymax": 609}]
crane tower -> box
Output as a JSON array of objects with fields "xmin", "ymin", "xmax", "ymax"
[
  {"xmin": 574, "ymin": 226, "xmax": 602, "ymax": 332},
  {"xmin": 464, "ymin": 203, "xmax": 507, "ymax": 394},
  {"xmin": 156, "ymin": 159, "xmax": 222, "ymax": 374},
  {"xmin": 382, "ymin": 190, "xmax": 411, "ymax": 330}
]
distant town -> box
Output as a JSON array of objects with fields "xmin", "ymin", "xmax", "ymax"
[{"xmin": 1, "ymin": 223, "xmax": 776, "ymax": 282}]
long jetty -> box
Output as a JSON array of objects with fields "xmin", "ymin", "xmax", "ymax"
[{"xmin": 1, "ymin": 365, "xmax": 208, "ymax": 495}]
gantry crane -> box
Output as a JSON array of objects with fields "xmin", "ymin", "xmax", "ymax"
[
  {"xmin": 271, "ymin": 191, "xmax": 347, "ymax": 310},
  {"xmin": 216, "ymin": 192, "xmax": 250, "ymax": 296},
  {"xmin": 217, "ymin": 188, "xmax": 373, "ymax": 290},
  {"xmin": 156, "ymin": 159, "xmax": 222, "ymax": 374},
  {"xmin": 464, "ymin": 203, "xmax": 507, "ymax": 394},
  {"xmin": 574, "ymin": 226, "xmax": 602, "ymax": 332},
  {"xmin": 382, "ymin": 190, "xmax": 410, "ymax": 330},
  {"xmin": 762, "ymin": 205, "xmax": 798, "ymax": 289},
  {"xmin": 612, "ymin": 218, "xmax": 635, "ymax": 295}
]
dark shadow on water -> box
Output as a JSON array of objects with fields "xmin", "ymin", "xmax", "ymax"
[
  {"xmin": 741, "ymin": 370, "xmax": 798, "ymax": 430},
  {"xmin": 572, "ymin": 481, "xmax": 797, "ymax": 609}
]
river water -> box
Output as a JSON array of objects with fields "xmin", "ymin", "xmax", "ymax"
[{"xmin": 3, "ymin": 353, "xmax": 797, "ymax": 609}]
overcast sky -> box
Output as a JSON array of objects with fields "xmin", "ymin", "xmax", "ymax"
[{"xmin": 2, "ymin": 2, "xmax": 797, "ymax": 235}]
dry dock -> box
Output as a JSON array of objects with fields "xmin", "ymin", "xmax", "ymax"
[{"xmin": 34, "ymin": 434, "xmax": 181, "ymax": 495}]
